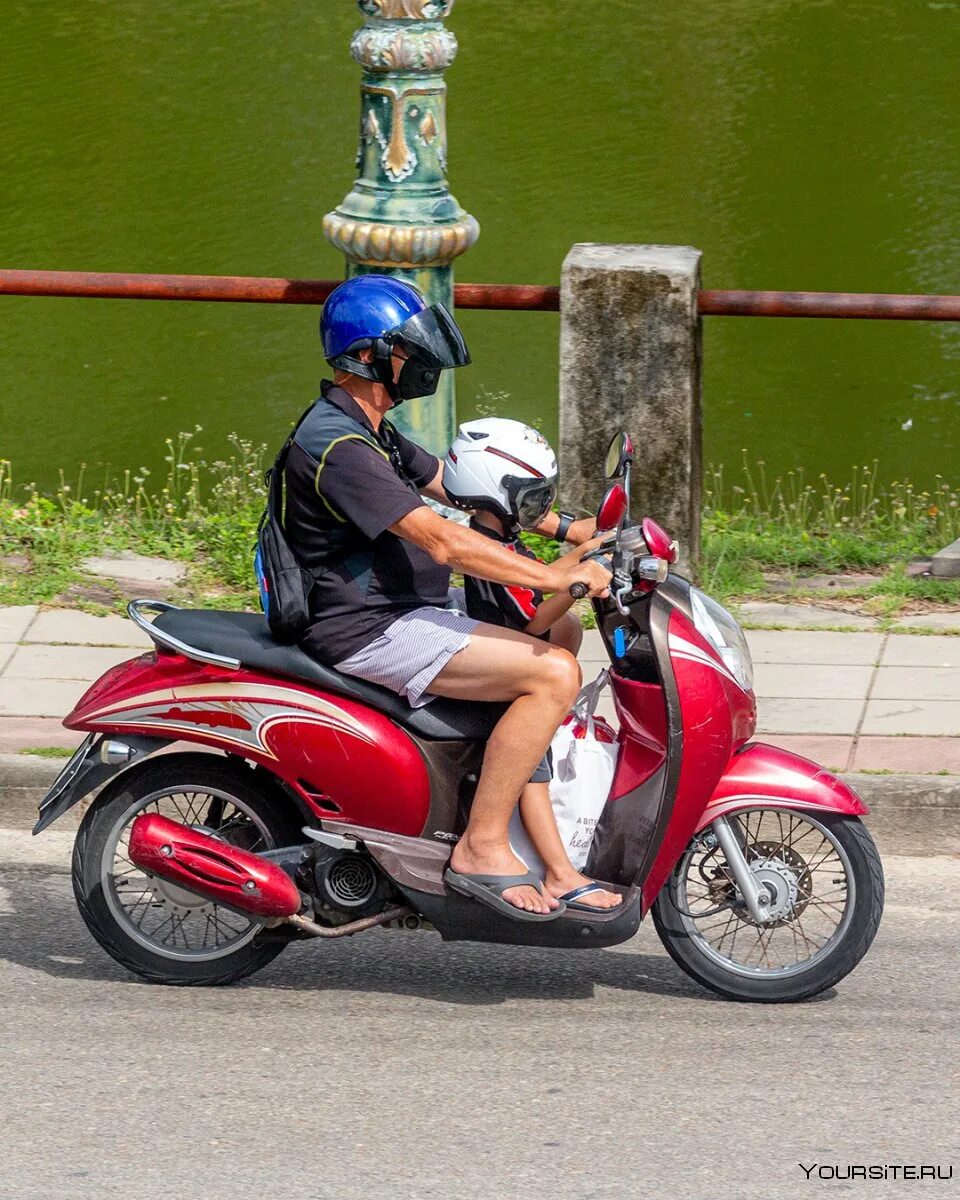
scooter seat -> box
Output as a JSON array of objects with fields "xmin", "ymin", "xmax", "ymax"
[{"xmin": 151, "ymin": 608, "xmax": 504, "ymax": 741}]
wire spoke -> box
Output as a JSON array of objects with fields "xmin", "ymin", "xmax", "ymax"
[
  {"xmin": 104, "ymin": 784, "xmax": 270, "ymax": 960},
  {"xmin": 678, "ymin": 808, "xmax": 852, "ymax": 975}
]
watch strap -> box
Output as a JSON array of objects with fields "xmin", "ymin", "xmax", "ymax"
[{"xmin": 554, "ymin": 511, "xmax": 576, "ymax": 543}]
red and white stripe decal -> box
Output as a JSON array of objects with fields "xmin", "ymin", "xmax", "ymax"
[
  {"xmin": 483, "ymin": 446, "xmax": 544, "ymax": 477},
  {"xmin": 668, "ymin": 632, "xmax": 739, "ymax": 687}
]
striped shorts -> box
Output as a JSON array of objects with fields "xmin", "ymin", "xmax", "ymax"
[
  {"xmin": 334, "ymin": 598, "xmax": 478, "ymax": 708},
  {"xmin": 334, "ymin": 591, "xmax": 553, "ymax": 782}
]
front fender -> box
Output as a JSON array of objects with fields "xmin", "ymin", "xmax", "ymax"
[
  {"xmin": 32, "ymin": 733, "xmax": 172, "ymax": 835},
  {"xmin": 695, "ymin": 741, "xmax": 869, "ymax": 833}
]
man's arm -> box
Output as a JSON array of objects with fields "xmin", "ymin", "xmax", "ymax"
[
  {"xmin": 417, "ymin": 460, "xmax": 453, "ymax": 506},
  {"xmin": 390, "ymin": 507, "xmax": 611, "ymax": 598}
]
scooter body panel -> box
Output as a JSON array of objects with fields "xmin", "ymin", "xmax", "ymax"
[
  {"xmin": 639, "ymin": 606, "xmax": 758, "ymax": 909},
  {"xmin": 695, "ymin": 741, "xmax": 870, "ymax": 830},
  {"xmin": 64, "ymin": 651, "xmax": 432, "ymax": 836}
]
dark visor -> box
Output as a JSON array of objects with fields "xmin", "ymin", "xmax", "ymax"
[
  {"xmin": 504, "ymin": 475, "xmax": 558, "ymax": 529},
  {"xmin": 390, "ymin": 303, "xmax": 471, "ymax": 369}
]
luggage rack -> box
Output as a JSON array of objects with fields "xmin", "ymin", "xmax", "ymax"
[{"xmin": 127, "ymin": 599, "xmax": 242, "ymax": 671}]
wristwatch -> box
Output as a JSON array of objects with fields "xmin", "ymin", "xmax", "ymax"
[{"xmin": 554, "ymin": 511, "xmax": 576, "ymax": 543}]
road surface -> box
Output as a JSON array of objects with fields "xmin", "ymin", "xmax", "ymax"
[{"xmin": 0, "ymin": 811, "xmax": 957, "ymax": 1200}]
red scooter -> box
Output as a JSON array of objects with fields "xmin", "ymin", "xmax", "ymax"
[{"xmin": 34, "ymin": 433, "xmax": 883, "ymax": 1001}]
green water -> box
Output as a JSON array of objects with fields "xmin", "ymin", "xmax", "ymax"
[{"xmin": 1, "ymin": 0, "xmax": 959, "ymax": 493}]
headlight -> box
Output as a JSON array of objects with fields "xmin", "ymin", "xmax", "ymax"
[{"xmin": 689, "ymin": 587, "xmax": 754, "ymax": 692}]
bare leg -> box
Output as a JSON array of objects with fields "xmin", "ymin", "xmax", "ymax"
[
  {"xmin": 518, "ymin": 783, "xmax": 621, "ymax": 909},
  {"xmin": 427, "ymin": 622, "xmax": 580, "ymax": 914},
  {"xmin": 548, "ymin": 609, "xmax": 583, "ymax": 657}
]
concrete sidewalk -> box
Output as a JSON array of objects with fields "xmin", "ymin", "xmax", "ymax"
[{"xmin": 2, "ymin": 604, "xmax": 960, "ymax": 777}]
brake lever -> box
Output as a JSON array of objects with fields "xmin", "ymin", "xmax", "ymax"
[{"xmin": 613, "ymin": 572, "xmax": 632, "ymax": 615}]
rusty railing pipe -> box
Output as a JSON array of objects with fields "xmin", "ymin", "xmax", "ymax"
[
  {"xmin": 0, "ymin": 269, "xmax": 560, "ymax": 311},
  {"xmin": 2, "ymin": 269, "xmax": 960, "ymax": 320},
  {"xmin": 697, "ymin": 289, "xmax": 960, "ymax": 321}
]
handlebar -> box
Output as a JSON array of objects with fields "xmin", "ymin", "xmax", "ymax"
[
  {"xmin": 568, "ymin": 549, "xmax": 614, "ymax": 599},
  {"xmin": 567, "ymin": 542, "xmax": 669, "ymax": 601}
]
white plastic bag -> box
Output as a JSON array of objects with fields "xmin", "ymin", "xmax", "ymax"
[{"xmin": 509, "ymin": 670, "xmax": 619, "ymax": 877}]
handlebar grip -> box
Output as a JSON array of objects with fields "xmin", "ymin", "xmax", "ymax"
[{"xmin": 569, "ymin": 582, "xmax": 589, "ymax": 600}]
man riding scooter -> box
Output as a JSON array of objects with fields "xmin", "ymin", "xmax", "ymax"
[{"xmin": 282, "ymin": 274, "xmax": 612, "ymax": 919}]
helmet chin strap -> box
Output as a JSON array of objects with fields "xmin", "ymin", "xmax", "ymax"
[
  {"xmin": 329, "ymin": 339, "xmax": 403, "ymax": 406},
  {"xmin": 372, "ymin": 339, "xmax": 402, "ymax": 406}
]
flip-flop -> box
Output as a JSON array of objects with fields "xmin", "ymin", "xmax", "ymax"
[
  {"xmin": 443, "ymin": 868, "xmax": 566, "ymax": 922},
  {"xmin": 559, "ymin": 883, "xmax": 623, "ymax": 913}
]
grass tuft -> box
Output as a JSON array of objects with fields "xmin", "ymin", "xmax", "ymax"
[
  {"xmin": 702, "ymin": 456, "xmax": 960, "ymax": 611},
  {"xmin": 0, "ymin": 429, "xmax": 266, "ymax": 612},
  {"xmin": 1, "ymin": 441, "xmax": 958, "ymax": 621}
]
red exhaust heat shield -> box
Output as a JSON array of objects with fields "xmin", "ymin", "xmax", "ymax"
[{"xmin": 127, "ymin": 813, "xmax": 302, "ymax": 920}]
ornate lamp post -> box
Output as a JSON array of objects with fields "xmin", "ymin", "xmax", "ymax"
[{"xmin": 324, "ymin": 0, "xmax": 478, "ymax": 452}]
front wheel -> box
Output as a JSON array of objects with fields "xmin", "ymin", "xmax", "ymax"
[{"xmin": 651, "ymin": 810, "xmax": 884, "ymax": 1002}]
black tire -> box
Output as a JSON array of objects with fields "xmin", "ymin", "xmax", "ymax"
[
  {"xmin": 72, "ymin": 755, "xmax": 302, "ymax": 986},
  {"xmin": 651, "ymin": 813, "xmax": 884, "ymax": 1003}
]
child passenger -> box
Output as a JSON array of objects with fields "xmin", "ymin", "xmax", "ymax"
[{"xmin": 443, "ymin": 418, "xmax": 622, "ymax": 913}]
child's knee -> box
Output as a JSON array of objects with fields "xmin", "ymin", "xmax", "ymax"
[{"xmin": 551, "ymin": 610, "xmax": 583, "ymax": 655}]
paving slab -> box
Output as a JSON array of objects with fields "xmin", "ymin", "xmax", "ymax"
[
  {"xmin": 0, "ymin": 679, "xmax": 90, "ymax": 719},
  {"xmin": 745, "ymin": 629, "xmax": 882, "ymax": 666},
  {"xmin": 0, "ymin": 644, "xmax": 15, "ymax": 675},
  {"xmin": 79, "ymin": 552, "xmax": 185, "ymax": 585},
  {"xmin": 862, "ymin": 700, "xmax": 960, "ymax": 737},
  {"xmin": 755, "ymin": 698, "xmax": 863, "ymax": 735},
  {"xmin": 23, "ymin": 608, "xmax": 151, "ymax": 648},
  {"xmin": 872, "ymin": 665, "xmax": 960, "ymax": 702},
  {"xmin": 737, "ymin": 602, "xmax": 878, "ymax": 629},
  {"xmin": 761, "ymin": 734, "xmax": 853, "ymax": 771},
  {"xmin": 0, "ymin": 605, "xmax": 37, "ymax": 642},
  {"xmin": 852, "ymin": 736, "xmax": 960, "ymax": 774},
  {"xmin": 891, "ymin": 611, "xmax": 960, "ymax": 632},
  {"xmin": 0, "ymin": 718, "xmax": 82, "ymax": 754},
  {"xmin": 753, "ymin": 663, "xmax": 872, "ymax": 700},
  {"xmin": 882, "ymin": 633, "xmax": 960, "ymax": 667},
  {"xmin": 929, "ymin": 536, "xmax": 960, "ymax": 578},
  {"xmin": 2, "ymin": 644, "xmax": 137, "ymax": 681},
  {"xmin": 578, "ymin": 629, "xmax": 606, "ymax": 658}
]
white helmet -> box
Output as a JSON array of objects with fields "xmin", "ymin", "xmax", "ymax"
[{"xmin": 443, "ymin": 417, "xmax": 558, "ymax": 530}]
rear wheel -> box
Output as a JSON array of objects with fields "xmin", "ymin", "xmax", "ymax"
[
  {"xmin": 652, "ymin": 810, "xmax": 884, "ymax": 1002},
  {"xmin": 72, "ymin": 757, "xmax": 302, "ymax": 986}
]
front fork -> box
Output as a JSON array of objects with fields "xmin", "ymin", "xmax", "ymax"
[{"xmin": 708, "ymin": 815, "xmax": 771, "ymax": 923}]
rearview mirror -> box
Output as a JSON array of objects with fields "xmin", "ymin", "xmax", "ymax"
[
  {"xmin": 596, "ymin": 483, "xmax": 628, "ymax": 532},
  {"xmin": 604, "ymin": 432, "xmax": 634, "ymax": 479}
]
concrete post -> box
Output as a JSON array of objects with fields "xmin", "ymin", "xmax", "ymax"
[
  {"xmin": 323, "ymin": 0, "xmax": 478, "ymax": 454},
  {"xmin": 559, "ymin": 244, "xmax": 703, "ymax": 571}
]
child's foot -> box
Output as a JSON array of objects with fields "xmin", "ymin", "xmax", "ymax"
[{"xmin": 544, "ymin": 870, "xmax": 622, "ymax": 909}]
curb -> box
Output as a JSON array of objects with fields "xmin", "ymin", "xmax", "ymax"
[
  {"xmin": 0, "ymin": 752, "xmax": 69, "ymax": 789},
  {"xmin": 843, "ymin": 772, "xmax": 960, "ymax": 854},
  {"xmin": 2, "ymin": 754, "xmax": 957, "ymax": 853}
]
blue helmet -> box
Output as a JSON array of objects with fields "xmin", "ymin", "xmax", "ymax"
[{"xmin": 320, "ymin": 274, "xmax": 470, "ymax": 405}]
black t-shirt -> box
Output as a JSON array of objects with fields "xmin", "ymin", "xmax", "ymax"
[
  {"xmin": 463, "ymin": 521, "xmax": 545, "ymax": 632},
  {"xmin": 284, "ymin": 383, "xmax": 448, "ymax": 665}
]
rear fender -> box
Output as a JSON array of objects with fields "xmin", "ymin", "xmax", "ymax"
[
  {"xmin": 695, "ymin": 741, "xmax": 869, "ymax": 833},
  {"xmin": 32, "ymin": 733, "xmax": 172, "ymax": 834}
]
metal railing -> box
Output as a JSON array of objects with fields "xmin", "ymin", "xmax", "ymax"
[{"xmin": 2, "ymin": 268, "xmax": 960, "ymax": 320}]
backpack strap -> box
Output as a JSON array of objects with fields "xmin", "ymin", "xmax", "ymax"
[{"xmin": 261, "ymin": 401, "xmax": 317, "ymax": 534}]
